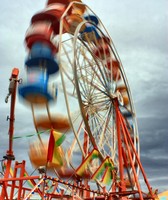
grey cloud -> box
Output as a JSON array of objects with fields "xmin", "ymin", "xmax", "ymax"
[
  {"xmin": 137, "ymin": 116, "xmax": 168, "ymax": 191},
  {"xmin": 138, "ymin": 116, "xmax": 168, "ymax": 157},
  {"xmin": 140, "ymin": 155, "xmax": 168, "ymax": 192}
]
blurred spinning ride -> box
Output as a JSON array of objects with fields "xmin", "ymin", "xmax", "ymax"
[{"xmin": 1, "ymin": 0, "xmax": 156, "ymax": 200}]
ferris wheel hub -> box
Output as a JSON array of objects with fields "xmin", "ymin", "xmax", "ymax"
[
  {"xmin": 116, "ymin": 90, "xmax": 124, "ymax": 106},
  {"xmin": 109, "ymin": 89, "xmax": 124, "ymax": 106}
]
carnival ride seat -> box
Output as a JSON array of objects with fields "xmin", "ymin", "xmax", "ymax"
[{"xmin": 26, "ymin": 42, "xmax": 59, "ymax": 75}]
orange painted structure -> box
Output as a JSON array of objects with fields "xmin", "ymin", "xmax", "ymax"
[{"xmin": 0, "ymin": 68, "xmax": 157, "ymax": 200}]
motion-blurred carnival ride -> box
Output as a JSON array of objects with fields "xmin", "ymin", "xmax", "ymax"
[{"xmin": 0, "ymin": 0, "xmax": 161, "ymax": 199}]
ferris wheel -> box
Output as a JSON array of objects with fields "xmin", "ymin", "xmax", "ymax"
[
  {"xmin": 57, "ymin": 1, "xmax": 140, "ymax": 188},
  {"xmin": 16, "ymin": 0, "xmax": 153, "ymax": 199}
]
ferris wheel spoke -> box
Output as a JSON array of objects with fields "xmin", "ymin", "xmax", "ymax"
[
  {"xmin": 78, "ymin": 76, "xmax": 108, "ymax": 100},
  {"xmin": 90, "ymin": 114, "xmax": 102, "ymax": 139},
  {"xmin": 76, "ymin": 56, "xmax": 96, "ymax": 98},
  {"xmin": 98, "ymin": 104, "xmax": 113, "ymax": 147},
  {"xmin": 98, "ymin": 117, "xmax": 115, "ymax": 156},
  {"xmin": 83, "ymin": 63, "xmax": 100, "ymax": 99},
  {"xmin": 68, "ymin": 119, "xmax": 84, "ymax": 160},
  {"xmin": 78, "ymin": 77, "xmax": 90, "ymax": 101},
  {"xmin": 62, "ymin": 42, "xmax": 74, "ymax": 68},
  {"xmin": 81, "ymin": 33, "xmax": 114, "ymax": 87},
  {"xmin": 78, "ymin": 70, "xmax": 95, "ymax": 99},
  {"xmin": 93, "ymin": 112, "xmax": 109, "ymax": 145},
  {"xmin": 91, "ymin": 108, "xmax": 113, "ymax": 135},
  {"xmin": 89, "ymin": 106, "xmax": 113, "ymax": 147},
  {"xmin": 77, "ymin": 42, "xmax": 108, "ymax": 90},
  {"xmin": 91, "ymin": 59, "xmax": 109, "ymax": 90},
  {"xmin": 76, "ymin": 55, "xmax": 106, "ymax": 93}
]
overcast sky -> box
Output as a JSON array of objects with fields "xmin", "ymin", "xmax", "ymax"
[{"xmin": 0, "ymin": 0, "xmax": 167, "ymax": 193}]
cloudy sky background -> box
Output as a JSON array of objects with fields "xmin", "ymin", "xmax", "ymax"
[{"xmin": 0, "ymin": 0, "xmax": 167, "ymax": 193}]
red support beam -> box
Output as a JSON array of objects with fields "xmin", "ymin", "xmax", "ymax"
[
  {"xmin": 7, "ymin": 68, "xmax": 19, "ymax": 158},
  {"xmin": 0, "ymin": 175, "xmax": 40, "ymax": 182},
  {"xmin": 1, "ymin": 68, "xmax": 19, "ymax": 200},
  {"xmin": 114, "ymin": 100, "xmax": 125, "ymax": 191},
  {"xmin": 117, "ymin": 109, "xmax": 143, "ymax": 200},
  {"xmin": 118, "ymin": 110, "xmax": 154, "ymax": 198}
]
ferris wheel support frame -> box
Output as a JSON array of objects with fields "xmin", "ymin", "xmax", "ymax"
[
  {"xmin": 116, "ymin": 104, "xmax": 154, "ymax": 197},
  {"xmin": 1, "ymin": 68, "xmax": 19, "ymax": 199}
]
